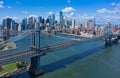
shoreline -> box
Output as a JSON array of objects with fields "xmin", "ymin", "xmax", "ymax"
[
  {"xmin": 0, "ymin": 67, "xmax": 25, "ymax": 78},
  {"xmin": 0, "ymin": 62, "xmax": 26, "ymax": 78}
]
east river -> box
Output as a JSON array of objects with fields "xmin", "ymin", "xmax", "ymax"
[{"xmin": 2, "ymin": 32, "xmax": 120, "ymax": 78}]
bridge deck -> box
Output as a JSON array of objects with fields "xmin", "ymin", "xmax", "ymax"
[
  {"xmin": 0, "ymin": 33, "xmax": 120, "ymax": 66},
  {"xmin": 0, "ymin": 35, "xmax": 105, "ymax": 66}
]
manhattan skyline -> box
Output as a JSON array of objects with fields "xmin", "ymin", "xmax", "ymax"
[{"xmin": 0, "ymin": 0, "xmax": 120, "ymax": 24}]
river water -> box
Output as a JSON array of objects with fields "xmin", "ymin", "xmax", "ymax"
[{"xmin": 4, "ymin": 32, "xmax": 120, "ymax": 78}]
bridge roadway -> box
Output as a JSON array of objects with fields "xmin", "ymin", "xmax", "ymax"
[
  {"xmin": 0, "ymin": 30, "xmax": 32, "ymax": 49},
  {"xmin": 0, "ymin": 35, "xmax": 106, "ymax": 66}
]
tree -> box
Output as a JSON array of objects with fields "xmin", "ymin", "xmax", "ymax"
[
  {"xmin": 0, "ymin": 66, "xmax": 3, "ymax": 71},
  {"xmin": 16, "ymin": 63, "xmax": 21, "ymax": 69},
  {"xmin": 21, "ymin": 61, "xmax": 26, "ymax": 67}
]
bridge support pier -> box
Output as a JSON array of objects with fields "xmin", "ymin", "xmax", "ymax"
[
  {"xmin": 29, "ymin": 56, "xmax": 44, "ymax": 75},
  {"xmin": 117, "ymin": 36, "xmax": 120, "ymax": 40},
  {"xmin": 104, "ymin": 37, "xmax": 112, "ymax": 46}
]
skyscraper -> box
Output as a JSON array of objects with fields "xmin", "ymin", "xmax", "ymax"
[
  {"xmin": 87, "ymin": 20, "xmax": 94, "ymax": 29},
  {"xmin": 48, "ymin": 15, "xmax": 52, "ymax": 27},
  {"xmin": 2, "ymin": 18, "xmax": 13, "ymax": 39},
  {"xmin": 72, "ymin": 19, "xmax": 75, "ymax": 29},
  {"xmin": 52, "ymin": 14, "xmax": 55, "ymax": 25},
  {"xmin": 28, "ymin": 17, "xmax": 36, "ymax": 24},
  {"xmin": 18, "ymin": 23, "xmax": 22, "ymax": 32},
  {"xmin": 83, "ymin": 21, "xmax": 88, "ymax": 29},
  {"xmin": 38, "ymin": 16, "xmax": 42, "ymax": 23},
  {"xmin": 59, "ymin": 11, "xmax": 64, "ymax": 27},
  {"xmin": 2, "ymin": 18, "xmax": 13, "ymax": 40},
  {"xmin": 11, "ymin": 20, "xmax": 15, "ymax": 31},
  {"xmin": 28, "ymin": 17, "xmax": 36, "ymax": 29},
  {"xmin": 67, "ymin": 19, "xmax": 72, "ymax": 27},
  {"xmin": 13, "ymin": 23, "xmax": 18, "ymax": 31},
  {"xmin": 93, "ymin": 18, "xmax": 96, "ymax": 26},
  {"xmin": 21, "ymin": 18, "xmax": 27, "ymax": 30},
  {"xmin": 46, "ymin": 18, "xmax": 49, "ymax": 24},
  {"xmin": 34, "ymin": 22, "xmax": 40, "ymax": 29},
  {"xmin": 65, "ymin": 16, "xmax": 68, "ymax": 26},
  {"xmin": 3, "ymin": 18, "xmax": 12, "ymax": 30}
]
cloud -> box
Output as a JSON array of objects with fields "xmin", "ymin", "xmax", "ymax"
[
  {"xmin": 56, "ymin": 12, "xmax": 59, "ymax": 16},
  {"xmin": 0, "ymin": 1, "xmax": 3, "ymax": 4},
  {"xmin": 96, "ymin": 8, "xmax": 108, "ymax": 14},
  {"xmin": 5, "ymin": 16, "xmax": 12, "ymax": 18},
  {"xmin": 16, "ymin": 1, "xmax": 21, "ymax": 4},
  {"xmin": 67, "ymin": 0, "xmax": 71, "ymax": 3},
  {"xmin": 62, "ymin": 7, "xmax": 76, "ymax": 13},
  {"xmin": 97, "ymin": 2, "xmax": 120, "ymax": 14},
  {"xmin": 22, "ymin": 11, "xmax": 28, "ymax": 14},
  {"xmin": 13, "ymin": 16, "xmax": 18, "ymax": 19},
  {"xmin": 4, "ymin": 16, "xmax": 18, "ymax": 19},
  {"xmin": 70, "ymin": 12, "xmax": 74, "ymax": 16},
  {"xmin": 29, "ymin": 15, "xmax": 38, "ymax": 17},
  {"xmin": 98, "ymin": 15, "xmax": 120, "ymax": 21},
  {"xmin": 111, "ymin": 2, "xmax": 116, "ymax": 6},
  {"xmin": 0, "ymin": 1, "xmax": 4, "ymax": 8},
  {"xmin": 96, "ymin": 7, "xmax": 120, "ymax": 14},
  {"xmin": 111, "ymin": 2, "xmax": 120, "ymax": 7},
  {"xmin": 84, "ymin": 14, "xmax": 88, "ymax": 16},
  {"xmin": 0, "ymin": 5, "xmax": 4, "ymax": 8},
  {"xmin": 48, "ymin": 11, "xmax": 53, "ymax": 15},
  {"xmin": 8, "ymin": 6, "xmax": 11, "ymax": 8},
  {"xmin": 13, "ymin": 16, "xmax": 20, "ymax": 22}
]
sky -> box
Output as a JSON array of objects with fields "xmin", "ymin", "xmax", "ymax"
[{"xmin": 0, "ymin": 0, "xmax": 120, "ymax": 25}]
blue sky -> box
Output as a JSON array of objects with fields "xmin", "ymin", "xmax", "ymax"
[{"xmin": 0, "ymin": 0, "xmax": 120, "ymax": 24}]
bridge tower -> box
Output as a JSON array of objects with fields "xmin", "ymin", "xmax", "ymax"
[
  {"xmin": 104, "ymin": 23, "xmax": 113, "ymax": 46},
  {"xmin": 29, "ymin": 28, "xmax": 44, "ymax": 75}
]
